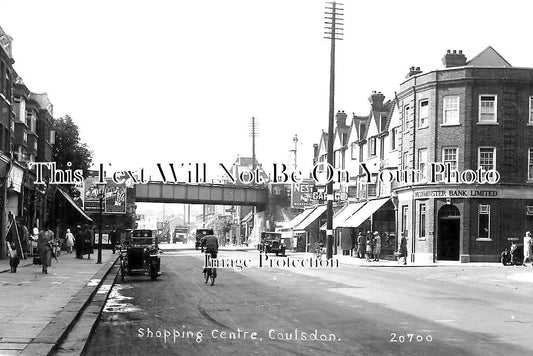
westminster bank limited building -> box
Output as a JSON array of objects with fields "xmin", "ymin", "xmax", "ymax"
[
  {"xmin": 396, "ymin": 47, "xmax": 533, "ymax": 263},
  {"xmin": 307, "ymin": 47, "xmax": 533, "ymax": 263}
]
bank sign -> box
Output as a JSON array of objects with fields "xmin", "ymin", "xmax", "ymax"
[{"xmin": 414, "ymin": 189, "xmax": 498, "ymax": 199}]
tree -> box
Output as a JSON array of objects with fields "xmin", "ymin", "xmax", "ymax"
[{"xmin": 52, "ymin": 115, "xmax": 93, "ymax": 174}]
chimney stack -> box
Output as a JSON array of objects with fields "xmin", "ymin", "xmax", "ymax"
[
  {"xmin": 336, "ymin": 110, "xmax": 347, "ymax": 127},
  {"xmin": 406, "ymin": 66, "xmax": 422, "ymax": 79},
  {"xmin": 368, "ymin": 91, "xmax": 385, "ymax": 111},
  {"xmin": 442, "ymin": 49, "xmax": 467, "ymax": 68}
]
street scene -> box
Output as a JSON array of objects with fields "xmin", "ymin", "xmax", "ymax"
[{"xmin": 1, "ymin": 0, "xmax": 533, "ymax": 355}]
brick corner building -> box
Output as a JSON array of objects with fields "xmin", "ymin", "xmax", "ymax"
[{"xmin": 396, "ymin": 46, "xmax": 533, "ymax": 263}]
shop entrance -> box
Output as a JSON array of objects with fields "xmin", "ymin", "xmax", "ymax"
[{"xmin": 437, "ymin": 205, "xmax": 460, "ymax": 261}]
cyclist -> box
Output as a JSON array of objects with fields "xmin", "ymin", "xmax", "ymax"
[{"xmin": 201, "ymin": 234, "xmax": 219, "ymax": 276}]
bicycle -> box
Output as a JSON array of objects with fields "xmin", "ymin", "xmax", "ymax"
[{"xmin": 314, "ymin": 243, "xmax": 324, "ymax": 259}]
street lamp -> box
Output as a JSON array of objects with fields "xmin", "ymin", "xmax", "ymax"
[{"xmin": 96, "ymin": 180, "xmax": 107, "ymax": 264}]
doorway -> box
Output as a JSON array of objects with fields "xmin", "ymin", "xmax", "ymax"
[{"xmin": 437, "ymin": 205, "xmax": 460, "ymax": 261}]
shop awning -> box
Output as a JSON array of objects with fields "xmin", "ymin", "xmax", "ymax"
[
  {"xmin": 241, "ymin": 211, "xmax": 253, "ymax": 224},
  {"xmin": 57, "ymin": 188, "xmax": 93, "ymax": 223},
  {"xmin": 293, "ymin": 205, "xmax": 327, "ymax": 231},
  {"xmin": 320, "ymin": 201, "xmax": 366, "ymax": 230},
  {"xmin": 338, "ymin": 197, "xmax": 390, "ymax": 228},
  {"xmin": 279, "ymin": 207, "xmax": 315, "ymax": 231}
]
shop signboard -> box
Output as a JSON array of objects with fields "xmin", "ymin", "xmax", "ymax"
[
  {"xmin": 84, "ymin": 177, "xmax": 127, "ymax": 213},
  {"xmin": 104, "ymin": 180, "xmax": 127, "ymax": 214},
  {"xmin": 84, "ymin": 177, "xmax": 102, "ymax": 212},
  {"xmin": 291, "ymin": 180, "xmax": 315, "ymax": 208}
]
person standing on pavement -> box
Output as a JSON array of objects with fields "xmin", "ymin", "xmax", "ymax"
[
  {"xmin": 37, "ymin": 224, "xmax": 53, "ymax": 274},
  {"xmin": 110, "ymin": 227, "xmax": 119, "ymax": 254},
  {"xmin": 523, "ymin": 231, "xmax": 532, "ymax": 266},
  {"xmin": 66, "ymin": 229, "xmax": 75, "ymax": 253},
  {"xmin": 365, "ymin": 236, "xmax": 373, "ymax": 262},
  {"xmin": 83, "ymin": 225, "xmax": 94, "ymax": 259},
  {"xmin": 356, "ymin": 232, "xmax": 365, "ymax": 259},
  {"xmin": 399, "ymin": 232, "xmax": 408, "ymax": 265},
  {"xmin": 18, "ymin": 220, "xmax": 29, "ymax": 259},
  {"xmin": 373, "ymin": 231, "xmax": 381, "ymax": 262},
  {"xmin": 75, "ymin": 225, "xmax": 84, "ymax": 259}
]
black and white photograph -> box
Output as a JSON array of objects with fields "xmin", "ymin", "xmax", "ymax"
[{"xmin": 1, "ymin": 1, "xmax": 533, "ymax": 355}]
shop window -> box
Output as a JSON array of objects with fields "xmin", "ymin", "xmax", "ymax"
[
  {"xmin": 477, "ymin": 204, "xmax": 491, "ymax": 240},
  {"xmin": 402, "ymin": 206, "xmax": 408, "ymax": 235},
  {"xmin": 479, "ymin": 95, "xmax": 497, "ymax": 123},
  {"xmin": 367, "ymin": 183, "xmax": 377, "ymax": 197},
  {"xmin": 419, "ymin": 204, "xmax": 426, "ymax": 239}
]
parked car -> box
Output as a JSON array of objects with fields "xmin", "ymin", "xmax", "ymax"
[
  {"xmin": 120, "ymin": 229, "xmax": 161, "ymax": 281},
  {"xmin": 195, "ymin": 229, "xmax": 214, "ymax": 250},
  {"xmin": 259, "ymin": 232, "xmax": 286, "ymax": 256}
]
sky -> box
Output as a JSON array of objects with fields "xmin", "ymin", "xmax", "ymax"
[{"xmin": 1, "ymin": 0, "xmax": 532, "ymax": 192}]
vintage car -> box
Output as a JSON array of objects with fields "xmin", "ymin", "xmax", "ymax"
[
  {"xmin": 259, "ymin": 232, "xmax": 286, "ymax": 256},
  {"xmin": 195, "ymin": 229, "xmax": 214, "ymax": 250},
  {"xmin": 120, "ymin": 229, "xmax": 161, "ymax": 281}
]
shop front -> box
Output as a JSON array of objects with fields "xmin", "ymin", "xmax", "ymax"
[
  {"xmin": 292, "ymin": 205, "xmax": 327, "ymax": 252},
  {"xmin": 397, "ymin": 185, "xmax": 533, "ymax": 263},
  {"xmin": 338, "ymin": 197, "xmax": 395, "ymax": 258}
]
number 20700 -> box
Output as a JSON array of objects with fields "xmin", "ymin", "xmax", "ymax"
[{"xmin": 390, "ymin": 333, "xmax": 432, "ymax": 343}]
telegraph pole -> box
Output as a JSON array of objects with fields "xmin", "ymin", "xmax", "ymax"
[
  {"xmin": 290, "ymin": 134, "xmax": 299, "ymax": 171},
  {"xmin": 249, "ymin": 117, "xmax": 259, "ymax": 187},
  {"xmin": 324, "ymin": 1, "xmax": 344, "ymax": 260}
]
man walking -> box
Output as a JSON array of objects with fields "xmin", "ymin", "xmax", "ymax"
[{"xmin": 523, "ymin": 231, "xmax": 532, "ymax": 266}]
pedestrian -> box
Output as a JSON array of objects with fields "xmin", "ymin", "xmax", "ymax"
[
  {"xmin": 32, "ymin": 224, "xmax": 39, "ymax": 241},
  {"xmin": 83, "ymin": 225, "xmax": 94, "ymax": 259},
  {"xmin": 399, "ymin": 232, "xmax": 408, "ymax": 265},
  {"xmin": 373, "ymin": 231, "xmax": 381, "ymax": 262},
  {"xmin": 51, "ymin": 233, "xmax": 61, "ymax": 257},
  {"xmin": 66, "ymin": 229, "xmax": 75, "ymax": 253},
  {"xmin": 356, "ymin": 232, "xmax": 365, "ymax": 259},
  {"xmin": 8, "ymin": 242, "xmax": 20, "ymax": 273},
  {"xmin": 37, "ymin": 224, "xmax": 53, "ymax": 274},
  {"xmin": 75, "ymin": 225, "xmax": 84, "ymax": 259},
  {"xmin": 523, "ymin": 231, "xmax": 532, "ymax": 266},
  {"xmin": 110, "ymin": 227, "xmax": 119, "ymax": 254},
  {"xmin": 18, "ymin": 220, "xmax": 29, "ymax": 259},
  {"xmin": 365, "ymin": 236, "xmax": 373, "ymax": 262}
]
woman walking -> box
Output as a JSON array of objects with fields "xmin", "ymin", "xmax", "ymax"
[
  {"xmin": 399, "ymin": 232, "xmax": 408, "ymax": 265},
  {"xmin": 37, "ymin": 225, "xmax": 53, "ymax": 274},
  {"xmin": 66, "ymin": 229, "xmax": 75, "ymax": 253}
]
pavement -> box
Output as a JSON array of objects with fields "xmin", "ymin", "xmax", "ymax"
[{"xmin": 0, "ymin": 249, "xmax": 118, "ymax": 356}]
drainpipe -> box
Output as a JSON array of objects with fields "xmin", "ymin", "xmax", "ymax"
[{"xmin": 411, "ymin": 80, "xmax": 417, "ymax": 263}]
